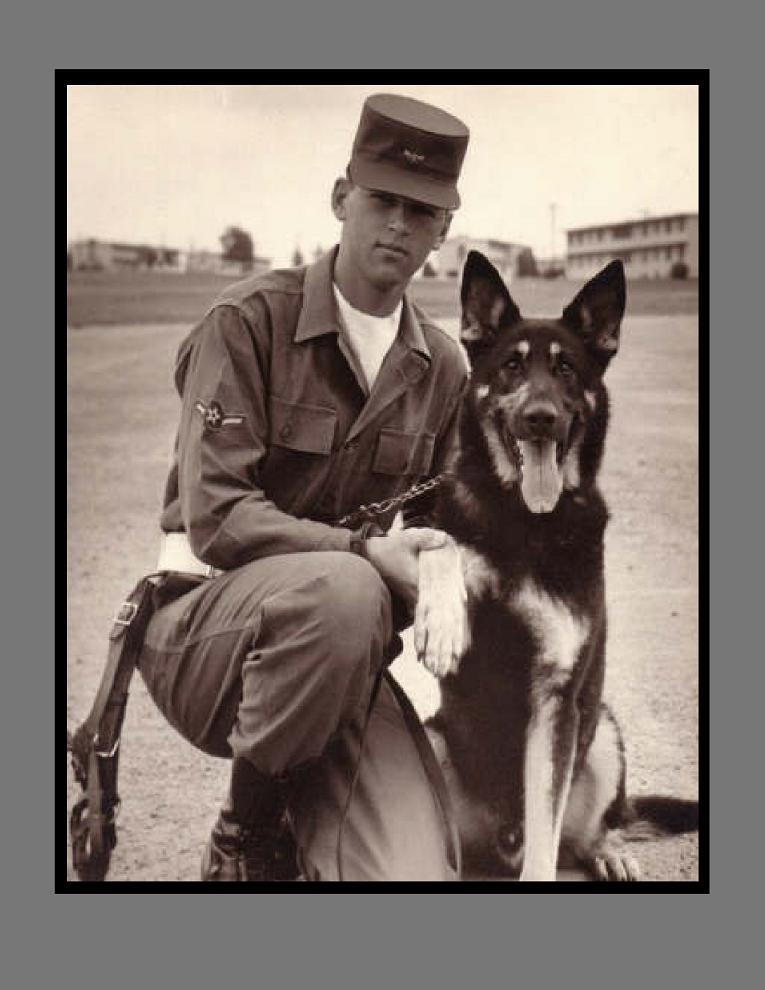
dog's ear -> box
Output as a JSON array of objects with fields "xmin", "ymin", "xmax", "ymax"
[
  {"xmin": 460, "ymin": 251, "xmax": 521, "ymax": 365},
  {"xmin": 561, "ymin": 260, "xmax": 626, "ymax": 371}
]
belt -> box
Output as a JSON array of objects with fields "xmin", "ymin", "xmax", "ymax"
[{"xmin": 156, "ymin": 532, "xmax": 221, "ymax": 578}]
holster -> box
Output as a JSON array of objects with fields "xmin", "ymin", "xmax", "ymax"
[{"xmin": 67, "ymin": 575, "xmax": 162, "ymax": 882}]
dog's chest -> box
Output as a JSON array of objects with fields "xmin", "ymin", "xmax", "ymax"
[
  {"xmin": 509, "ymin": 578, "xmax": 590, "ymax": 682},
  {"xmin": 461, "ymin": 546, "xmax": 591, "ymax": 676}
]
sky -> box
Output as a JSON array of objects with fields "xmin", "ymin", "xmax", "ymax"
[{"xmin": 67, "ymin": 83, "xmax": 699, "ymax": 266}]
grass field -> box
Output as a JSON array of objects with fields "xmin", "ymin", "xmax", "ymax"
[
  {"xmin": 66, "ymin": 274, "xmax": 701, "ymax": 883},
  {"xmin": 67, "ymin": 268, "xmax": 699, "ymax": 328}
]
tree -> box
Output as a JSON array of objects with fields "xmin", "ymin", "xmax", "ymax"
[
  {"xmin": 220, "ymin": 226, "xmax": 254, "ymax": 264},
  {"xmin": 516, "ymin": 248, "xmax": 538, "ymax": 278},
  {"xmin": 422, "ymin": 260, "xmax": 438, "ymax": 278},
  {"xmin": 139, "ymin": 245, "xmax": 158, "ymax": 269},
  {"xmin": 292, "ymin": 247, "xmax": 305, "ymax": 267}
]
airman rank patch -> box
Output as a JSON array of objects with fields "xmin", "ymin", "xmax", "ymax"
[{"xmin": 194, "ymin": 399, "xmax": 245, "ymax": 430}]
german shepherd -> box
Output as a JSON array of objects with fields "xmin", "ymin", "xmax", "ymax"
[{"xmin": 415, "ymin": 252, "xmax": 698, "ymax": 882}]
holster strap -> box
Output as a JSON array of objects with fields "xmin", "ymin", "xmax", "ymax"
[{"xmin": 68, "ymin": 574, "xmax": 161, "ymax": 881}]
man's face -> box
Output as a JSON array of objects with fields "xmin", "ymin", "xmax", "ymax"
[{"xmin": 332, "ymin": 180, "xmax": 451, "ymax": 294}]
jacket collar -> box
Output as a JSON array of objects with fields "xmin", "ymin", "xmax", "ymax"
[{"xmin": 294, "ymin": 246, "xmax": 431, "ymax": 361}]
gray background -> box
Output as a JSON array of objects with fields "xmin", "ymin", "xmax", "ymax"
[{"xmin": 2, "ymin": 0, "xmax": 750, "ymax": 984}]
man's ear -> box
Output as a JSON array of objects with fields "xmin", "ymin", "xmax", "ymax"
[
  {"xmin": 331, "ymin": 177, "xmax": 353, "ymax": 222},
  {"xmin": 433, "ymin": 211, "xmax": 453, "ymax": 251},
  {"xmin": 561, "ymin": 260, "xmax": 626, "ymax": 372},
  {"xmin": 460, "ymin": 250, "xmax": 521, "ymax": 365}
]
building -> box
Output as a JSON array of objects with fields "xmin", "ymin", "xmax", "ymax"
[
  {"xmin": 183, "ymin": 249, "xmax": 270, "ymax": 277},
  {"xmin": 68, "ymin": 238, "xmax": 270, "ymax": 277},
  {"xmin": 68, "ymin": 239, "xmax": 183, "ymax": 271},
  {"xmin": 437, "ymin": 236, "xmax": 533, "ymax": 282},
  {"xmin": 565, "ymin": 212, "xmax": 698, "ymax": 280},
  {"xmin": 535, "ymin": 256, "xmax": 566, "ymax": 278}
]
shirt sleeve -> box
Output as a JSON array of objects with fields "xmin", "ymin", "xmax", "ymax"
[{"xmin": 177, "ymin": 303, "xmax": 353, "ymax": 569}]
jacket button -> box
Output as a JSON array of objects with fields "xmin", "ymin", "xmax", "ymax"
[{"xmin": 280, "ymin": 423, "xmax": 293, "ymax": 440}]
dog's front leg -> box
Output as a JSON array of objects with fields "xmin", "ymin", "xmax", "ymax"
[
  {"xmin": 520, "ymin": 690, "xmax": 579, "ymax": 882},
  {"xmin": 414, "ymin": 536, "xmax": 470, "ymax": 679}
]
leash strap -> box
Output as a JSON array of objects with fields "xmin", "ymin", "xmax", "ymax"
[
  {"xmin": 383, "ymin": 671, "xmax": 461, "ymax": 876},
  {"xmin": 68, "ymin": 574, "xmax": 161, "ymax": 881},
  {"xmin": 334, "ymin": 668, "xmax": 461, "ymax": 880}
]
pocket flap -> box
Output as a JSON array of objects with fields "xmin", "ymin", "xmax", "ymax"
[
  {"xmin": 373, "ymin": 429, "xmax": 436, "ymax": 475},
  {"xmin": 269, "ymin": 396, "xmax": 336, "ymax": 455}
]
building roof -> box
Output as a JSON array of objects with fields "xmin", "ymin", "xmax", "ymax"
[
  {"xmin": 566, "ymin": 211, "xmax": 698, "ymax": 235},
  {"xmin": 444, "ymin": 235, "xmax": 530, "ymax": 251}
]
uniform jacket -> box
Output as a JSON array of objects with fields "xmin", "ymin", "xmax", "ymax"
[{"xmin": 160, "ymin": 248, "xmax": 468, "ymax": 571}]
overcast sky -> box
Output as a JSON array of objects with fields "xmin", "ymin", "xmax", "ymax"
[{"xmin": 67, "ymin": 83, "xmax": 699, "ymax": 266}]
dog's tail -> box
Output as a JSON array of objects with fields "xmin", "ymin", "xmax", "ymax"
[{"xmin": 618, "ymin": 796, "xmax": 699, "ymax": 839}]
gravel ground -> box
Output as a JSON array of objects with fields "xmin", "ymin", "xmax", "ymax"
[{"xmin": 66, "ymin": 311, "xmax": 699, "ymax": 884}]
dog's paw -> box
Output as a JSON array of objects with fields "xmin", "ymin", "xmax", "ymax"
[
  {"xmin": 589, "ymin": 840, "xmax": 641, "ymax": 882},
  {"xmin": 414, "ymin": 538, "xmax": 469, "ymax": 678}
]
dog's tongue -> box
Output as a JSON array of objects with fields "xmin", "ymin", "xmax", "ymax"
[{"xmin": 519, "ymin": 440, "xmax": 562, "ymax": 513}]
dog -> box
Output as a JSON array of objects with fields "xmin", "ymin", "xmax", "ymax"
[{"xmin": 415, "ymin": 251, "xmax": 698, "ymax": 882}]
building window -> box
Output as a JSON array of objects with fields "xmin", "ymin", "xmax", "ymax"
[
  {"xmin": 612, "ymin": 224, "xmax": 632, "ymax": 239},
  {"xmin": 677, "ymin": 217, "xmax": 685, "ymax": 232}
]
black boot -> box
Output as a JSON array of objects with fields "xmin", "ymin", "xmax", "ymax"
[{"xmin": 201, "ymin": 758, "xmax": 299, "ymax": 882}]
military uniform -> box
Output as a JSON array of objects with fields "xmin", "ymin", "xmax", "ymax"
[{"xmin": 138, "ymin": 247, "xmax": 467, "ymax": 880}]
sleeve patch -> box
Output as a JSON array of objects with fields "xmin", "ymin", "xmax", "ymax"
[{"xmin": 194, "ymin": 399, "xmax": 245, "ymax": 430}]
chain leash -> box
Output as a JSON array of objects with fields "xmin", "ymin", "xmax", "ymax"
[{"xmin": 334, "ymin": 474, "xmax": 445, "ymax": 529}]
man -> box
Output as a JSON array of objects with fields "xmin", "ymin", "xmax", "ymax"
[{"xmin": 138, "ymin": 93, "xmax": 470, "ymax": 881}]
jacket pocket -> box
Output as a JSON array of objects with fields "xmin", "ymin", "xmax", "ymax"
[
  {"xmin": 372, "ymin": 429, "xmax": 436, "ymax": 476},
  {"xmin": 269, "ymin": 396, "xmax": 337, "ymax": 455}
]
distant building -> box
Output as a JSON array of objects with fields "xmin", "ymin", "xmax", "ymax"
[
  {"xmin": 437, "ymin": 236, "xmax": 533, "ymax": 282},
  {"xmin": 68, "ymin": 238, "xmax": 182, "ymax": 271},
  {"xmin": 68, "ymin": 238, "xmax": 270, "ymax": 277},
  {"xmin": 565, "ymin": 213, "xmax": 698, "ymax": 280},
  {"xmin": 536, "ymin": 256, "xmax": 566, "ymax": 278},
  {"xmin": 182, "ymin": 249, "xmax": 270, "ymax": 277}
]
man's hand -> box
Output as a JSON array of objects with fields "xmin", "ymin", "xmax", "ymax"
[
  {"xmin": 414, "ymin": 538, "xmax": 470, "ymax": 679},
  {"xmin": 364, "ymin": 527, "xmax": 448, "ymax": 609}
]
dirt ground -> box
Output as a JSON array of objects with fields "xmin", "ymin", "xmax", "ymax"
[{"xmin": 66, "ymin": 294, "xmax": 700, "ymax": 883}]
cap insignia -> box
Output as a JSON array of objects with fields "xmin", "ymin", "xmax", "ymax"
[{"xmin": 402, "ymin": 148, "xmax": 425, "ymax": 165}]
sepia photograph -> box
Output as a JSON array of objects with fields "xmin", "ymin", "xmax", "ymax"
[{"xmin": 64, "ymin": 78, "xmax": 703, "ymax": 886}]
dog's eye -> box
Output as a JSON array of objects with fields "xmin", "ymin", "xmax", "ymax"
[
  {"xmin": 504, "ymin": 355, "xmax": 523, "ymax": 372},
  {"xmin": 557, "ymin": 358, "xmax": 575, "ymax": 379}
]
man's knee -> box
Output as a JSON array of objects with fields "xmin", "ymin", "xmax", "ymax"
[{"xmin": 310, "ymin": 552, "xmax": 393, "ymax": 662}]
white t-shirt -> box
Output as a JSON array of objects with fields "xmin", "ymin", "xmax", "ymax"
[{"xmin": 333, "ymin": 283, "xmax": 402, "ymax": 392}]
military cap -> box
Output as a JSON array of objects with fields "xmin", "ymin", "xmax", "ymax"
[{"xmin": 348, "ymin": 93, "xmax": 469, "ymax": 210}]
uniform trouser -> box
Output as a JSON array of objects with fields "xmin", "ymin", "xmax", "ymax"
[{"xmin": 137, "ymin": 551, "xmax": 458, "ymax": 881}]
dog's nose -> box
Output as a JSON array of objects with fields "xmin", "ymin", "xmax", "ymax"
[{"xmin": 523, "ymin": 401, "xmax": 558, "ymax": 434}]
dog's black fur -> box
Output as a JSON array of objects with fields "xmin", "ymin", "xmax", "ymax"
[{"xmin": 418, "ymin": 252, "xmax": 698, "ymax": 881}]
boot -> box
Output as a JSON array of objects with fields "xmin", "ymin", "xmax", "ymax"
[{"xmin": 201, "ymin": 757, "xmax": 299, "ymax": 882}]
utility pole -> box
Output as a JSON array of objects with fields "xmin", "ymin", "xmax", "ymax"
[{"xmin": 549, "ymin": 202, "xmax": 557, "ymax": 261}]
